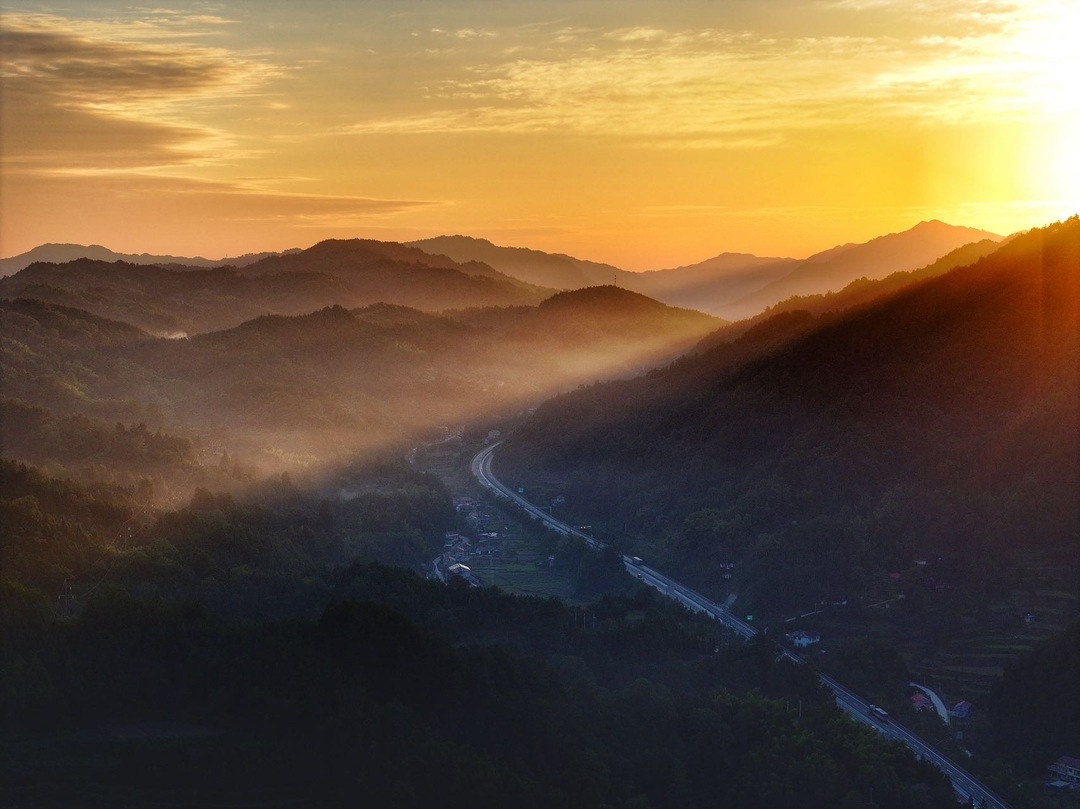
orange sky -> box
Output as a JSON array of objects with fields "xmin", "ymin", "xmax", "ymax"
[{"xmin": 1, "ymin": 1, "xmax": 1077, "ymax": 268}]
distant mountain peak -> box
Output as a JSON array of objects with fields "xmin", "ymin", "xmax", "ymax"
[
  {"xmin": 0, "ymin": 242, "xmax": 297, "ymax": 276},
  {"xmin": 540, "ymin": 284, "xmax": 664, "ymax": 310},
  {"xmin": 719, "ymin": 220, "xmax": 1005, "ymax": 320}
]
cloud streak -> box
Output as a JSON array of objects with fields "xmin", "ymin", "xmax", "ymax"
[
  {"xmin": 1, "ymin": 12, "xmax": 278, "ymax": 173},
  {"xmin": 342, "ymin": 12, "xmax": 1073, "ymax": 146}
]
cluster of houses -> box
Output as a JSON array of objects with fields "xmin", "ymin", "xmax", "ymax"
[
  {"xmin": 907, "ymin": 693, "xmax": 973, "ymax": 723},
  {"xmin": 900, "ymin": 692, "xmax": 1076, "ymax": 793},
  {"xmin": 431, "ymin": 498, "xmax": 508, "ymax": 586},
  {"xmin": 907, "ymin": 693, "xmax": 969, "ymax": 721}
]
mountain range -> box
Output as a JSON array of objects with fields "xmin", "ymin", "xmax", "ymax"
[
  {"xmin": 4, "ymin": 220, "xmax": 1002, "ymax": 324},
  {"xmin": 715, "ymin": 220, "xmax": 1001, "ymax": 320},
  {"xmin": 409, "ymin": 235, "xmax": 628, "ymax": 290},
  {"xmin": 495, "ymin": 217, "xmax": 1079, "ymax": 616},
  {"xmin": 0, "ymin": 239, "xmax": 548, "ymax": 335},
  {"xmin": 2, "ymin": 215, "xmax": 1076, "ymax": 806},
  {"xmin": 1, "ymin": 284, "xmax": 718, "ymax": 475},
  {"xmin": 409, "ymin": 221, "xmax": 1001, "ymax": 319},
  {"xmin": 0, "ymin": 243, "xmax": 301, "ymax": 276}
]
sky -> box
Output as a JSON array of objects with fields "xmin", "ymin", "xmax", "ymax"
[{"xmin": 1, "ymin": 1, "xmax": 1078, "ymax": 269}]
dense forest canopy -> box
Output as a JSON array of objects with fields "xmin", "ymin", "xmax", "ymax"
[
  {"xmin": 1, "ymin": 284, "xmax": 718, "ymax": 493},
  {"xmin": 497, "ymin": 218, "xmax": 1080, "ymax": 616},
  {"xmin": 0, "ymin": 238, "xmax": 548, "ymax": 334}
]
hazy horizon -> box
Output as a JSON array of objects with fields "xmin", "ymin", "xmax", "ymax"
[
  {"xmin": 0, "ymin": 217, "xmax": 1006, "ymax": 271},
  {"xmin": 2, "ymin": 1, "xmax": 1078, "ymax": 269}
]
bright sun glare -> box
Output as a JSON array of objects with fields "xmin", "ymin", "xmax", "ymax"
[{"xmin": 1014, "ymin": 1, "xmax": 1080, "ymax": 210}]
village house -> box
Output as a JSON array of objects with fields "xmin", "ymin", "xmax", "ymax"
[
  {"xmin": 446, "ymin": 563, "xmax": 480, "ymax": 587},
  {"xmin": 786, "ymin": 630, "xmax": 821, "ymax": 648},
  {"xmin": 950, "ymin": 700, "xmax": 973, "ymax": 722},
  {"xmin": 910, "ymin": 693, "xmax": 933, "ymax": 713},
  {"xmin": 1048, "ymin": 756, "xmax": 1080, "ymax": 784}
]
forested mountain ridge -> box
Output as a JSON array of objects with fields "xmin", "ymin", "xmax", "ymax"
[
  {"xmin": 0, "ymin": 259, "xmax": 359, "ymax": 335},
  {"xmin": 237, "ymin": 236, "xmax": 543, "ymax": 292},
  {"xmin": 410, "ymin": 222, "xmax": 999, "ymax": 319},
  {"xmin": 1, "ymin": 287, "xmax": 720, "ymax": 489},
  {"xmin": 0, "ymin": 242, "xmax": 301, "ymax": 276},
  {"xmin": 1, "ymin": 298, "xmax": 166, "ymax": 426},
  {"xmin": 456, "ymin": 285, "xmax": 719, "ymax": 338},
  {"xmin": 4, "ymin": 223, "xmax": 1002, "ymax": 330},
  {"xmin": 3, "ymin": 217, "xmax": 1069, "ymax": 807},
  {"xmin": 496, "ymin": 218, "xmax": 1079, "ymax": 614},
  {"xmin": 0, "ymin": 238, "xmax": 548, "ymax": 336},
  {"xmin": 410, "ymin": 234, "xmax": 630, "ymax": 289}
]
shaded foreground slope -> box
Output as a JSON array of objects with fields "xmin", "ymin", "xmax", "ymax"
[
  {"xmin": 497, "ymin": 218, "xmax": 1080, "ymax": 612},
  {"xmin": 1, "ymin": 567, "xmax": 958, "ymax": 809}
]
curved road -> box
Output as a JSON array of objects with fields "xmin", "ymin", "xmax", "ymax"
[
  {"xmin": 472, "ymin": 442, "xmax": 1014, "ymax": 809},
  {"xmin": 473, "ymin": 442, "xmax": 602, "ymax": 549}
]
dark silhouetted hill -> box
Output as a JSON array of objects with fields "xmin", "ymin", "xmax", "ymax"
[
  {"xmin": 244, "ymin": 237, "xmax": 543, "ymax": 289},
  {"xmin": 0, "ymin": 259, "xmax": 357, "ymax": 335},
  {"xmin": 0, "ymin": 243, "xmax": 300, "ymax": 276},
  {"xmin": 497, "ymin": 218, "xmax": 1079, "ymax": 614},
  {"xmin": 450, "ymin": 286, "xmax": 721, "ymax": 382},
  {"xmin": 0, "ymin": 239, "xmax": 548, "ymax": 334},
  {"xmin": 410, "ymin": 234, "xmax": 628, "ymax": 289}
]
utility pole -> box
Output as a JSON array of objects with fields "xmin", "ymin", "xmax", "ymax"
[{"xmin": 57, "ymin": 578, "xmax": 76, "ymax": 618}]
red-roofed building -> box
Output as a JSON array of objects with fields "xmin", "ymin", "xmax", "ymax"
[{"xmin": 910, "ymin": 693, "xmax": 933, "ymax": 712}]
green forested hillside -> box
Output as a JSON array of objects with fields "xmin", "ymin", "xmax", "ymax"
[
  {"xmin": 0, "ymin": 455, "xmax": 453, "ymax": 613},
  {"xmin": 2, "ymin": 288, "xmax": 720, "ymax": 481},
  {"xmin": 497, "ymin": 218, "xmax": 1080, "ymax": 615}
]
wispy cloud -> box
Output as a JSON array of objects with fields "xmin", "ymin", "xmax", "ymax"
[
  {"xmin": 14, "ymin": 171, "xmax": 439, "ymax": 222},
  {"xmin": 0, "ymin": 12, "xmax": 278, "ymax": 173},
  {"xmin": 342, "ymin": 9, "xmax": 1075, "ymax": 147}
]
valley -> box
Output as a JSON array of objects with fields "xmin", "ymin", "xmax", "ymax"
[
  {"xmin": 6, "ymin": 3, "xmax": 1079, "ymax": 804},
  {"xmin": 2, "ymin": 217, "xmax": 1078, "ymax": 808}
]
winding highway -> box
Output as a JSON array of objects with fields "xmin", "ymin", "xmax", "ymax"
[{"xmin": 472, "ymin": 441, "xmax": 1014, "ymax": 809}]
